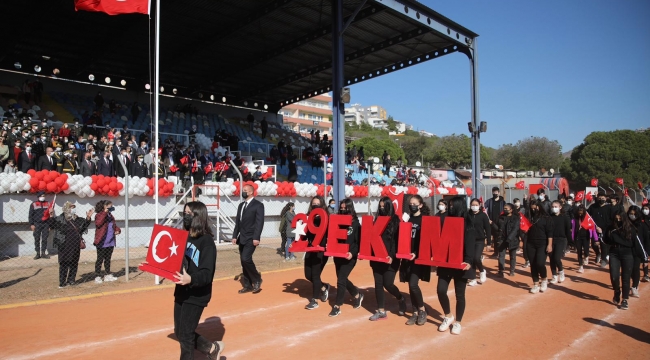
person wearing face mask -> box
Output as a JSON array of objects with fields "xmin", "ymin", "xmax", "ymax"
[
  {"xmin": 231, "ymin": 184, "xmax": 265, "ymax": 294},
  {"xmin": 606, "ymin": 212, "xmax": 643, "ymax": 310},
  {"xmin": 328, "ymin": 198, "xmax": 363, "ymax": 317},
  {"xmin": 627, "ymin": 207, "xmax": 649, "ymax": 297},
  {"xmin": 369, "ymin": 197, "xmax": 407, "ymax": 321},
  {"xmin": 301, "ymin": 196, "xmax": 331, "ymax": 310},
  {"xmin": 29, "ymin": 191, "xmax": 52, "ymax": 260},
  {"xmin": 60, "ymin": 150, "xmax": 78, "ymax": 174},
  {"xmin": 467, "ymin": 199, "xmax": 491, "ymax": 286},
  {"xmin": 93, "ymin": 200, "xmax": 121, "ymax": 283},
  {"xmin": 80, "ymin": 151, "xmax": 96, "ymax": 177},
  {"xmin": 436, "ymin": 199, "xmax": 448, "ymax": 222},
  {"xmin": 588, "ymin": 193, "xmax": 613, "ymax": 267},
  {"xmin": 526, "ymin": 200, "xmax": 554, "ymax": 294},
  {"xmin": 484, "ymin": 187, "xmax": 505, "ymax": 257},
  {"xmin": 115, "ymin": 148, "xmax": 130, "ymax": 178},
  {"xmin": 0, "ymin": 136, "xmax": 8, "ymax": 171},
  {"xmin": 51, "ymin": 202, "xmax": 94, "ymax": 288},
  {"xmin": 17, "ymin": 140, "xmax": 35, "ymax": 172},
  {"xmin": 130, "ymin": 154, "xmax": 149, "ymax": 178},
  {"xmin": 572, "ymin": 205, "xmax": 600, "ymax": 274},
  {"xmin": 537, "ymin": 189, "xmax": 551, "ymax": 214},
  {"xmin": 279, "ymin": 202, "xmax": 296, "ymax": 260},
  {"xmin": 549, "ymin": 201, "xmax": 572, "ymax": 284},
  {"xmin": 512, "ymin": 198, "xmax": 530, "ymax": 268},
  {"xmin": 328, "ymin": 199, "xmax": 337, "ymax": 214},
  {"xmin": 399, "ymin": 195, "xmax": 432, "ymax": 326},
  {"xmin": 640, "ymin": 204, "xmax": 650, "ymax": 282},
  {"xmin": 610, "ymin": 196, "xmax": 625, "ymax": 215},
  {"xmin": 496, "ymin": 203, "xmax": 520, "ymax": 277},
  {"xmin": 36, "ymin": 147, "xmax": 56, "ymax": 171},
  {"xmin": 97, "ymin": 150, "xmax": 115, "ymax": 177},
  {"xmin": 3, "ymin": 159, "xmax": 16, "ymax": 174}
]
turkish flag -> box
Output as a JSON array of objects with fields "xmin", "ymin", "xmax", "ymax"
[
  {"xmin": 623, "ymin": 188, "xmax": 628, "ymax": 197},
  {"xmin": 580, "ymin": 212, "xmax": 596, "ymax": 231},
  {"xmin": 74, "ymin": 0, "xmax": 150, "ymax": 15},
  {"xmin": 169, "ymin": 165, "xmax": 179, "ymax": 173},
  {"xmin": 639, "ymin": 182, "xmax": 644, "ymax": 190},
  {"xmin": 574, "ymin": 191, "xmax": 584, "ymax": 202},
  {"xmin": 204, "ymin": 162, "xmax": 213, "ymax": 174},
  {"xmin": 515, "ymin": 181, "xmax": 525, "ymax": 190},
  {"xmin": 616, "ymin": 178, "xmax": 624, "ymax": 186},
  {"xmin": 520, "ymin": 214, "xmax": 531, "ymax": 232},
  {"xmin": 591, "ymin": 178, "xmax": 598, "ymax": 187},
  {"xmin": 586, "ymin": 192, "xmax": 593, "ymax": 202},
  {"xmin": 139, "ymin": 225, "xmax": 188, "ymax": 281},
  {"xmin": 385, "ymin": 186, "xmax": 405, "ymax": 220}
]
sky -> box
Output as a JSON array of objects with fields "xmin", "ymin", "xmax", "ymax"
[{"xmin": 348, "ymin": 0, "xmax": 650, "ymax": 151}]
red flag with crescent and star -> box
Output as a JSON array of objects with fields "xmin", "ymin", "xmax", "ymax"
[
  {"xmin": 580, "ymin": 212, "xmax": 596, "ymax": 231},
  {"xmin": 74, "ymin": 0, "xmax": 150, "ymax": 15},
  {"xmin": 139, "ymin": 224, "xmax": 188, "ymax": 281}
]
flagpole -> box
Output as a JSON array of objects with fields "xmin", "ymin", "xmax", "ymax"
[{"xmin": 154, "ymin": 0, "xmax": 161, "ymax": 285}]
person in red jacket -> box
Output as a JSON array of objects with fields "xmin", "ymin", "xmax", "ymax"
[
  {"xmin": 29, "ymin": 191, "xmax": 52, "ymax": 259},
  {"xmin": 93, "ymin": 200, "xmax": 121, "ymax": 283}
]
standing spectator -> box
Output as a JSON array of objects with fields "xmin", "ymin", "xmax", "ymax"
[
  {"xmin": 37, "ymin": 147, "xmax": 56, "ymax": 171},
  {"xmin": 131, "ymin": 154, "xmax": 150, "ymax": 178},
  {"xmin": 383, "ymin": 154, "xmax": 391, "ymax": 175},
  {"xmin": 29, "ymin": 191, "xmax": 52, "ymax": 260},
  {"xmin": 18, "ymin": 140, "xmax": 36, "ymax": 172},
  {"xmin": 0, "ymin": 135, "xmax": 8, "ymax": 171},
  {"xmin": 80, "ymin": 151, "xmax": 96, "ymax": 177},
  {"xmin": 260, "ymin": 117, "xmax": 268, "ymax": 139},
  {"xmin": 93, "ymin": 200, "xmax": 120, "ymax": 284},
  {"xmin": 131, "ymin": 102, "xmax": 140, "ymax": 123},
  {"xmin": 94, "ymin": 92, "xmax": 104, "ymax": 110},
  {"xmin": 278, "ymin": 202, "xmax": 294, "ymax": 259},
  {"xmin": 22, "ymin": 80, "xmax": 32, "ymax": 104},
  {"xmin": 144, "ymin": 147, "xmax": 156, "ymax": 168},
  {"xmin": 4, "ymin": 159, "xmax": 16, "ymax": 174},
  {"xmin": 246, "ymin": 112, "xmax": 255, "ymax": 132},
  {"xmin": 51, "ymin": 202, "xmax": 94, "ymax": 288},
  {"xmin": 484, "ymin": 187, "xmax": 505, "ymax": 256},
  {"xmin": 188, "ymin": 125, "xmax": 198, "ymax": 143},
  {"xmin": 33, "ymin": 79, "xmax": 43, "ymax": 104},
  {"xmin": 97, "ymin": 150, "xmax": 114, "ymax": 177},
  {"xmin": 232, "ymin": 184, "xmax": 265, "ymax": 294}
]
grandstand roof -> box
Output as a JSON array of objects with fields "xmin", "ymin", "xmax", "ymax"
[{"xmin": 1, "ymin": 0, "xmax": 477, "ymax": 113}]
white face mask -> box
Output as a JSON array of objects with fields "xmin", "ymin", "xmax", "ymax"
[
  {"xmin": 438, "ymin": 205, "xmax": 446, "ymax": 211},
  {"xmin": 551, "ymin": 207, "xmax": 560, "ymax": 214},
  {"xmin": 38, "ymin": 197, "xmax": 45, "ymax": 202},
  {"xmin": 643, "ymin": 209, "xmax": 649, "ymax": 216},
  {"xmin": 567, "ymin": 201, "xmax": 573, "ymax": 206},
  {"xmin": 514, "ymin": 202, "xmax": 520, "ymax": 207},
  {"xmin": 629, "ymin": 215, "xmax": 636, "ymax": 221},
  {"xmin": 470, "ymin": 205, "xmax": 480, "ymax": 213},
  {"xmin": 538, "ymin": 195, "xmax": 545, "ymax": 200},
  {"xmin": 26, "ymin": 146, "xmax": 31, "ymax": 151},
  {"xmin": 56, "ymin": 147, "xmax": 61, "ymax": 151}
]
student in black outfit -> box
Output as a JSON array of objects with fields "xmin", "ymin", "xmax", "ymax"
[
  {"xmin": 467, "ymin": 198, "xmax": 490, "ymax": 286},
  {"xmin": 303, "ymin": 196, "xmax": 331, "ymax": 310},
  {"xmin": 573, "ymin": 205, "xmax": 599, "ymax": 274},
  {"xmin": 514, "ymin": 198, "xmax": 531, "ymax": 268},
  {"xmin": 436, "ymin": 199, "xmax": 448, "ymax": 220},
  {"xmin": 169, "ymin": 201, "xmax": 223, "ymax": 360},
  {"xmin": 369, "ymin": 197, "xmax": 407, "ymax": 321},
  {"xmin": 496, "ymin": 203, "xmax": 520, "ymax": 277},
  {"xmin": 588, "ymin": 193, "xmax": 613, "ymax": 267},
  {"xmin": 549, "ymin": 201, "xmax": 572, "ymax": 284},
  {"xmin": 484, "ymin": 187, "xmax": 505, "ymax": 257},
  {"xmin": 626, "ymin": 207, "xmax": 648, "ymax": 298},
  {"xmin": 606, "ymin": 211, "xmax": 645, "ymax": 310},
  {"xmin": 436, "ymin": 196, "xmax": 475, "ymax": 335},
  {"xmin": 329, "ymin": 198, "xmax": 363, "ymax": 317},
  {"xmin": 399, "ymin": 195, "xmax": 431, "ymax": 326},
  {"xmin": 640, "ymin": 203, "xmax": 650, "ymax": 282},
  {"xmin": 527, "ymin": 200, "xmax": 554, "ymax": 294}
]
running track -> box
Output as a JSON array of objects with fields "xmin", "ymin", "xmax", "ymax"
[{"xmin": 1, "ymin": 253, "xmax": 649, "ymax": 359}]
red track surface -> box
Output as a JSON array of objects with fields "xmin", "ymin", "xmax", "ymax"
[{"xmin": 1, "ymin": 252, "xmax": 649, "ymax": 359}]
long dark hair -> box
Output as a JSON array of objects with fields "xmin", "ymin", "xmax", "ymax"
[
  {"xmin": 184, "ymin": 201, "xmax": 213, "ymax": 238},
  {"xmin": 339, "ymin": 198, "xmax": 358, "ymax": 219},
  {"xmin": 375, "ymin": 196, "xmax": 399, "ymax": 240},
  {"xmin": 529, "ymin": 200, "xmax": 549, "ymax": 218},
  {"xmin": 574, "ymin": 204, "xmax": 587, "ymax": 220},
  {"xmin": 94, "ymin": 200, "xmax": 107, "ymax": 213},
  {"xmin": 627, "ymin": 207, "xmax": 641, "ymax": 227},
  {"xmin": 307, "ymin": 195, "xmax": 327, "ymax": 215},
  {"xmin": 505, "ymin": 202, "xmax": 518, "ymax": 216},
  {"xmin": 470, "ymin": 198, "xmax": 484, "ymax": 212},
  {"xmin": 409, "ymin": 194, "xmax": 431, "ymax": 216},
  {"xmin": 610, "ymin": 211, "xmax": 635, "ymax": 240},
  {"xmin": 280, "ymin": 202, "xmax": 294, "ymax": 217}
]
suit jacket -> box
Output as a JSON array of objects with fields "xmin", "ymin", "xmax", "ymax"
[
  {"xmin": 232, "ymin": 198, "xmax": 265, "ymax": 244},
  {"xmin": 80, "ymin": 159, "xmax": 96, "ymax": 177},
  {"xmin": 97, "ymin": 157, "xmax": 114, "ymax": 177},
  {"xmin": 115, "ymin": 155, "xmax": 131, "ymax": 178},
  {"xmin": 36, "ymin": 155, "xmax": 56, "ymax": 171},
  {"xmin": 130, "ymin": 161, "xmax": 149, "ymax": 178},
  {"xmin": 18, "ymin": 151, "xmax": 36, "ymax": 172}
]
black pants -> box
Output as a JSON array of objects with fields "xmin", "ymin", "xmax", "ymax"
[
  {"xmin": 59, "ymin": 261, "xmax": 78, "ymax": 286},
  {"xmin": 576, "ymin": 236, "xmax": 590, "ymax": 265},
  {"xmin": 632, "ymin": 256, "xmax": 642, "ymax": 288},
  {"xmin": 173, "ymin": 301, "xmax": 213, "ymax": 360},
  {"xmin": 437, "ymin": 271, "xmax": 467, "ymax": 322},
  {"xmin": 497, "ymin": 241, "xmax": 517, "ymax": 272},
  {"xmin": 473, "ymin": 241, "xmax": 485, "ymax": 273},
  {"xmin": 550, "ymin": 238, "xmax": 567, "ymax": 276},
  {"xmin": 600, "ymin": 236, "xmax": 610, "ymax": 263},
  {"xmin": 334, "ymin": 257, "xmax": 359, "ymax": 306},
  {"xmin": 261, "ymin": 130, "xmax": 267, "ymax": 139},
  {"xmin": 521, "ymin": 232, "xmax": 529, "ymax": 262},
  {"xmin": 371, "ymin": 261, "xmax": 402, "ymax": 309},
  {"xmin": 33, "ymin": 222, "xmax": 49, "ymax": 254},
  {"xmin": 592, "ymin": 239, "xmax": 601, "ymax": 258},
  {"xmin": 239, "ymin": 242, "xmax": 260, "ymax": 285},
  {"xmin": 304, "ymin": 251, "xmax": 329, "ymax": 300},
  {"xmin": 280, "ymin": 233, "xmax": 287, "ymax": 256},
  {"xmin": 408, "ymin": 272, "xmax": 424, "ymax": 310},
  {"xmin": 527, "ymin": 241, "xmax": 548, "ymax": 283},
  {"xmin": 609, "ymin": 248, "xmax": 633, "ymax": 300},
  {"xmin": 95, "ymin": 246, "xmax": 114, "ymax": 276}
]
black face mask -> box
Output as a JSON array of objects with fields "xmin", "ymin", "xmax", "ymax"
[
  {"xmin": 504, "ymin": 210, "xmax": 511, "ymax": 215},
  {"xmin": 339, "ymin": 209, "xmax": 349, "ymax": 215},
  {"xmin": 409, "ymin": 205, "xmax": 419, "ymax": 214},
  {"xmin": 378, "ymin": 208, "xmax": 387, "ymax": 216},
  {"xmin": 242, "ymin": 191, "xmax": 249, "ymax": 199},
  {"xmin": 183, "ymin": 213, "xmax": 193, "ymax": 230},
  {"xmin": 598, "ymin": 199, "xmax": 606, "ymax": 205},
  {"xmin": 108, "ymin": 206, "xmax": 115, "ymax": 212},
  {"xmin": 493, "ymin": 193, "xmax": 499, "ymax": 199}
]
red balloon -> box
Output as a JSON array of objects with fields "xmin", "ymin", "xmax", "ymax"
[
  {"xmin": 109, "ymin": 183, "xmax": 117, "ymax": 191},
  {"xmin": 27, "ymin": 169, "xmax": 36, "ymax": 176},
  {"xmin": 109, "ymin": 190, "xmax": 118, "ymax": 197},
  {"xmin": 29, "ymin": 178, "xmax": 39, "ymax": 187},
  {"xmin": 46, "ymin": 182, "xmax": 57, "ymax": 192},
  {"xmin": 97, "ymin": 179, "xmax": 105, "ymax": 188},
  {"xmin": 61, "ymin": 183, "xmax": 69, "ymax": 191},
  {"xmin": 38, "ymin": 181, "xmax": 47, "ymax": 190},
  {"xmin": 35, "ymin": 172, "xmax": 44, "ymax": 180},
  {"xmin": 91, "ymin": 175, "xmax": 98, "ymax": 182},
  {"xmin": 117, "ymin": 182, "xmax": 124, "ymax": 190},
  {"xmin": 102, "ymin": 185, "xmax": 110, "ymax": 194},
  {"xmin": 54, "ymin": 177, "xmax": 65, "ymax": 186},
  {"xmin": 90, "ymin": 183, "xmax": 98, "ymax": 191},
  {"xmin": 147, "ymin": 189, "xmax": 155, "ymax": 196}
]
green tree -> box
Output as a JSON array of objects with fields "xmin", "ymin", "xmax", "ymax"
[
  {"xmin": 430, "ymin": 134, "xmax": 472, "ymax": 169},
  {"xmin": 349, "ymin": 136, "xmax": 405, "ymax": 163},
  {"xmin": 493, "ymin": 137, "xmax": 563, "ymax": 170},
  {"xmin": 562, "ymin": 130, "xmax": 650, "ymax": 189},
  {"xmin": 386, "ymin": 115, "xmax": 397, "ymax": 132}
]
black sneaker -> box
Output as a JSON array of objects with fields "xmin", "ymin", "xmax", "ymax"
[
  {"xmin": 613, "ymin": 292, "xmax": 621, "ymax": 305},
  {"xmin": 41, "ymin": 253, "xmax": 50, "ymax": 259},
  {"xmin": 353, "ymin": 292, "xmax": 364, "ymax": 309},
  {"xmin": 405, "ymin": 313, "xmax": 418, "ymax": 326},
  {"xmin": 620, "ymin": 299, "xmax": 629, "ymax": 310},
  {"xmin": 58, "ymin": 283, "xmax": 66, "ymax": 289},
  {"xmin": 320, "ymin": 283, "xmax": 330, "ymax": 302},
  {"xmin": 67, "ymin": 280, "xmax": 75, "ymax": 286},
  {"xmin": 207, "ymin": 341, "xmax": 224, "ymax": 360},
  {"xmin": 416, "ymin": 310, "xmax": 427, "ymax": 326},
  {"xmin": 509, "ymin": 270, "xmax": 515, "ymax": 277},
  {"xmin": 369, "ymin": 310, "xmax": 387, "ymax": 321},
  {"xmin": 498, "ymin": 271, "xmax": 505, "ymax": 278},
  {"xmin": 328, "ymin": 306, "xmax": 341, "ymax": 317},
  {"xmin": 33, "ymin": 254, "xmax": 41, "ymax": 260},
  {"xmin": 398, "ymin": 298, "xmax": 407, "ymax": 316},
  {"xmin": 305, "ymin": 299, "xmax": 319, "ymax": 310}
]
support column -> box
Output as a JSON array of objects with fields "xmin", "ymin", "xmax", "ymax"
[
  {"xmin": 331, "ymin": 0, "xmax": 346, "ymax": 204},
  {"xmin": 469, "ymin": 39, "xmax": 481, "ymax": 197}
]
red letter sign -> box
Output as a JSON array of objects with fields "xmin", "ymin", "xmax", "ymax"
[
  {"xmin": 414, "ymin": 216, "xmax": 465, "ymax": 269},
  {"xmin": 358, "ymin": 215, "xmax": 389, "ymax": 262},
  {"xmin": 324, "ymin": 214, "xmax": 352, "ymax": 258},
  {"xmin": 288, "ymin": 208, "xmax": 328, "ymax": 252},
  {"xmin": 395, "ymin": 221, "xmax": 413, "ymax": 259}
]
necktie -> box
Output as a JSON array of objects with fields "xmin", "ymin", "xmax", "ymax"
[
  {"xmin": 49, "ymin": 156, "xmax": 52, "ymax": 165},
  {"xmin": 241, "ymin": 202, "xmax": 247, "ymax": 218}
]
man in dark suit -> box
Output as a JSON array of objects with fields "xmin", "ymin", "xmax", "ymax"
[
  {"xmin": 97, "ymin": 150, "xmax": 114, "ymax": 177},
  {"xmin": 18, "ymin": 140, "xmax": 36, "ymax": 172},
  {"xmin": 130, "ymin": 154, "xmax": 149, "ymax": 178},
  {"xmin": 115, "ymin": 148, "xmax": 130, "ymax": 178},
  {"xmin": 36, "ymin": 147, "xmax": 56, "ymax": 171},
  {"xmin": 80, "ymin": 151, "xmax": 96, "ymax": 177},
  {"xmin": 232, "ymin": 184, "xmax": 265, "ymax": 294}
]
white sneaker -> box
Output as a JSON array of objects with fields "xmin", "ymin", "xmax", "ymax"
[
  {"xmin": 94, "ymin": 276, "xmax": 103, "ymax": 284},
  {"xmin": 468, "ymin": 279, "xmax": 478, "ymax": 287},
  {"xmin": 559, "ymin": 271, "xmax": 565, "ymax": 283},
  {"xmin": 479, "ymin": 270, "xmax": 487, "ymax": 284},
  {"xmin": 451, "ymin": 322, "xmax": 462, "ymax": 335},
  {"xmin": 577, "ymin": 266, "xmax": 584, "ymax": 274},
  {"xmin": 584, "ymin": 258, "xmax": 588, "ymax": 266},
  {"xmin": 438, "ymin": 315, "xmax": 455, "ymax": 332},
  {"xmin": 540, "ymin": 279, "xmax": 548, "ymax": 292},
  {"xmin": 530, "ymin": 284, "xmax": 540, "ymax": 294},
  {"xmin": 631, "ymin": 287, "xmax": 640, "ymax": 298},
  {"xmin": 104, "ymin": 274, "xmax": 118, "ymax": 282},
  {"xmin": 550, "ymin": 275, "xmax": 558, "ymax": 284}
]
